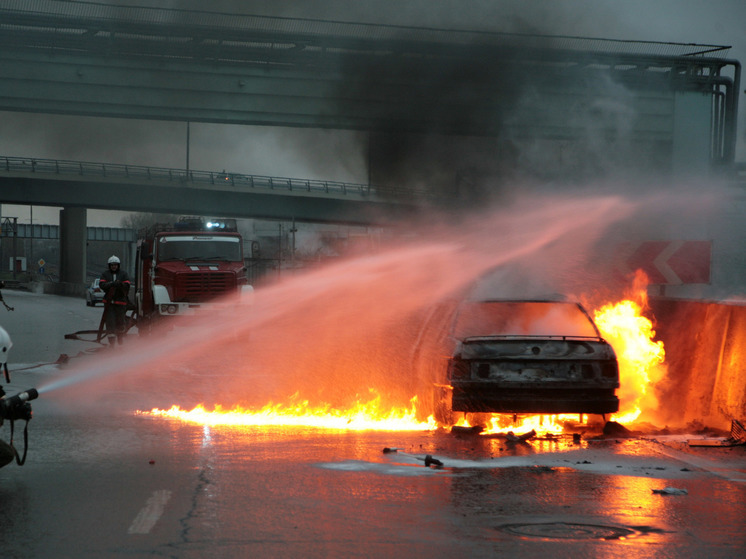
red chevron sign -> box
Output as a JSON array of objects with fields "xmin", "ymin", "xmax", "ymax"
[{"xmin": 617, "ymin": 240, "xmax": 711, "ymax": 285}]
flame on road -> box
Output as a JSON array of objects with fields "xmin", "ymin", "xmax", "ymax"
[
  {"xmin": 141, "ymin": 275, "xmax": 666, "ymax": 435},
  {"xmin": 140, "ymin": 391, "xmax": 438, "ymax": 431}
]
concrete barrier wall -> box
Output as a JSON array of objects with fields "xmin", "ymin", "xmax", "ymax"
[{"xmin": 650, "ymin": 298, "xmax": 746, "ymax": 429}]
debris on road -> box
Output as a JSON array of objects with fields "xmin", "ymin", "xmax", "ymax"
[
  {"xmin": 424, "ymin": 455, "xmax": 443, "ymax": 468},
  {"xmin": 451, "ymin": 425, "xmax": 484, "ymax": 435},
  {"xmin": 414, "ymin": 454, "xmax": 444, "ymax": 468},
  {"xmin": 603, "ymin": 421, "xmax": 633, "ymax": 438},
  {"xmin": 505, "ymin": 429, "xmax": 537, "ymax": 444},
  {"xmin": 652, "ymin": 487, "xmax": 688, "ymax": 496},
  {"xmin": 382, "ymin": 447, "xmax": 400, "ymax": 454},
  {"xmin": 688, "ymin": 419, "xmax": 746, "ymax": 448}
]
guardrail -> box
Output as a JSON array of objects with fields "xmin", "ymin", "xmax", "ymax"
[{"xmin": 0, "ymin": 156, "xmax": 428, "ymax": 200}]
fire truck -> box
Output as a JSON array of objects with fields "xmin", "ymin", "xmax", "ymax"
[{"xmin": 133, "ymin": 216, "xmax": 252, "ymax": 333}]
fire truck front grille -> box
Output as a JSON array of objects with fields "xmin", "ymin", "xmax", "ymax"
[{"xmin": 179, "ymin": 272, "xmax": 235, "ymax": 301}]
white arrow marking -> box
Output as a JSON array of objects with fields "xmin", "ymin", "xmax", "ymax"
[
  {"xmin": 652, "ymin": 240, "xmax": 683, "ymax": 285},
  {"xmin": 128, "ymin": 489, "xmax": 172, "ymax": 534}
]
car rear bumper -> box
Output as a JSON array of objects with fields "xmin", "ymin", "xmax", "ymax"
[{"xmin": 451, "ymin": 384, "xmax": 619, "ymax": 414}]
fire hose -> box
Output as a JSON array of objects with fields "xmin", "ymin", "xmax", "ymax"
[
  {"xmin": 0, "ymin": 387, "xmax": 38, "ymax": 467},
  {"xmin": 0, "ymin": 281, "xmax": 14, "ymax": 311}
]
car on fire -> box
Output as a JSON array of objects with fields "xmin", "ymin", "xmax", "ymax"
[{"xmin": 416, "ymin": 298, "xmax": 620, "ymax": 423}]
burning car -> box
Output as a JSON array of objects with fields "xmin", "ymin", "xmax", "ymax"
[{"xmin": 420, "ymin": 298, "xmax": 620, "ymax": 422}]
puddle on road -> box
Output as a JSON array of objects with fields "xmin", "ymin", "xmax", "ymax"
[
  {"xmin": 316, "ymin": 437, "xmax": 711, "ymax": 480},
  {"xmin": 495, "ymin": 521, "xmax": 669, "ymax": 540}
]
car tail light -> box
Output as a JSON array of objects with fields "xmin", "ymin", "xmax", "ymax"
[{"xmin": 448, "ymin": 358, "xmax": 470, "ymax": 380}]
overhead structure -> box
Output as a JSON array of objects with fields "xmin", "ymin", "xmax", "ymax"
[{"xmin": 0, "ymin": 0, "xmax": 740, "ymax": 176}]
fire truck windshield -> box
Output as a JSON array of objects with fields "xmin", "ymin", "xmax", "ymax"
[{"xmin": 157, "ymin": 236, "xmax": 242, "ymax": 262}]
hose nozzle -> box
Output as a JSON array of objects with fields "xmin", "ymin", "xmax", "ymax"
[{"xmin": 0, "ymin": 388, "xmax": 39, "ymax": 421}]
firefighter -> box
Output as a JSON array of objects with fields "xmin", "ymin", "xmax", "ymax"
[{"xmin": 99, "ymin": 255, "xmax": 131, "ymax": 346}]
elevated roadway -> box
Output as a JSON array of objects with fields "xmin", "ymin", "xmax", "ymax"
[
  {"xmin": 0, "ymin": 1, "xmax": 742, "ymax": 289},
  {"xmin": 0, "ymin": 156, "xmax": 425, "ymax": 225},
  {"xmin": 0, "ymin": 155, "xmax": 427, "ymax": 285}
]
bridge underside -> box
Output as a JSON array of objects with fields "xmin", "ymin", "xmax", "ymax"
[
  {"xmin": 0, "ymin": 1, "xmax": 741, "ymax": 285},
  {"xmin": 0, "ymin": 175, "xmax": 415, "ymax": 226},
  {"xmin": 0, "ymin": 1, "xmax": 739, "ymax": 168}
]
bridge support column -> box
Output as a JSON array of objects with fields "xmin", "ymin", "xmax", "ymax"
[{"xmin": 59, "ymin": 207, "xmax": 87, "ymax": 285}]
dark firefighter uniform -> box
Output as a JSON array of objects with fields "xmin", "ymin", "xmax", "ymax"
[{"xmin": 99, "ymin": 255, "xmax": 131, "ymax": 345}]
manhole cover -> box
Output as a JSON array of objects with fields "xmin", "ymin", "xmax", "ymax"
[{"xmin": 498, "ymin": 522, "xmax": 636, "ymax": 540}]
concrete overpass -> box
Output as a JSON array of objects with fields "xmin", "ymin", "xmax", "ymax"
[
  {"xmin": 0, "ymin": 155, "xmax": 424, "ymax": 285},
  {"xmin": 0, "ymin": 1, "xmax": 742, "ymax": 287},
  {"xmin": 0, "ymin": 0, "xmax": 739, "ymax": 166},
  {"xmin": 0, "ymin": 156, "xmax": 422, "ymax": 224}
]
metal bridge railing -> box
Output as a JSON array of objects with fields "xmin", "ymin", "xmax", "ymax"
[{"xmin": 0, "ymin": 155, "xmax": 424, "ymax": 199}]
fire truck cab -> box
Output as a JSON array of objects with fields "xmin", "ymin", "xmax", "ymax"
[{"xmin": 134, "ymin": 217, "xmax": 252, "ymax": 333}]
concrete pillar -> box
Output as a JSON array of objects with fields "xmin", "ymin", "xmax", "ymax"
[{"xmin": 59, "ymin": 207, "xmax": 87, "ymax": 284}]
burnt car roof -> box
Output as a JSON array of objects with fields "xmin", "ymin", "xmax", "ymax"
[{"xmin": 450, "ymin": 299, "xmax": 602, "ymax": 340}]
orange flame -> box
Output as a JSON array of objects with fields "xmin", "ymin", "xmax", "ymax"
[
  {"xmin": 142, "ymin": 273, "xmax": 665, "ymax": 434},
  {"xmin": 593, "ymin": 273, "xmax": 666, "ymax": 424},
  {"xmin": 453, "ymin": 413, "xmax": 582, "ymax": 435},
  {"xmin": 140, "ymin": 390, "xmax": 438, "ymax": 431}
]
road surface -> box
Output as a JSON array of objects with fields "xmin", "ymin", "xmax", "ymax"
[{"xmin": 0, "ymin": 290, "xmax": 744, "ymax": 558}]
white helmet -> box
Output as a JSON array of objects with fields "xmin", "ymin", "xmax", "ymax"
[
  {"xmin": 0, "ymin": 326, "xmax": 12, "ymax": 366},
  {"xmin": 108, "ymin": 255, "xmax": 121, "ymax": 265}
]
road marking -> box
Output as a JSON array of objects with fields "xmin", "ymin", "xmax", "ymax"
[{"xmin": 128, "ymin": 489, "xmax": 172, "ymax": 534}]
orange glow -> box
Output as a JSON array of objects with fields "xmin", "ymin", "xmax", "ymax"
[
  {"xmin": 454, "ymin": 413, "xmax": 584, "ymax": 435},
  {"xmin": 593, "ymin": 275, "xmax": 666, "ymax": 424},
  {"xmin": 142, "ymin": 285, "xmax": 666, "ymax": 434},
  {"xmin": 141, "ymin": 281, "xmax": 665, "ymax": 434},
  {"xmin": 141, "ymin": 390, "xmax": 438, "ymax": 431}
]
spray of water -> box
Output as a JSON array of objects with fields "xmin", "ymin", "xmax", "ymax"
[{"xmin": 34, "ymin": 185, "xmax": 729, "ymax": 421}]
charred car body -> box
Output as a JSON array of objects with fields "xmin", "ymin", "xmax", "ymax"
[{"xmin": 418, "ymin": 299, "xmax": 620, "ymax": 420}]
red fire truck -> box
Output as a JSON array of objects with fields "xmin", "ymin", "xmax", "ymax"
[{"xmin": 133, "ymin": 216, "xmax": 253, "ymax": 333}]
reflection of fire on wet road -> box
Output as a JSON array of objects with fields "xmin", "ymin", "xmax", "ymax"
[{"xmin": 141, "ymin": 279, "xmax": 666, "ymax": 435}]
